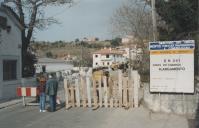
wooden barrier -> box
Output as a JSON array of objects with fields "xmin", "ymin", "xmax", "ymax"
[{"xmin": 64, "ymin": 70, "xmax": 140, "ymax": 110}]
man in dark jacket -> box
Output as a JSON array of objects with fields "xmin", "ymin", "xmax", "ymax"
[{"xmin": 46, "ymin": 74, "xmax": 58, "ymax": 112}]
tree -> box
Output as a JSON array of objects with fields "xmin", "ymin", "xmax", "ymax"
[
  {"xmin": 110, "ymin": 37, "xmax": 121, "ymax": 46},
  {"xmin": 95, "ymin": 37, "xmax": 99, "ymax": 41},
  {"xmin": 3, "ymin": 0, "xmax": 73, "ymax": 77},
  {"xmin": 110, "ymin": 0, "xmax": 152, "ymax": 75},
  {"xmin": 154, "ymin": 0, "xmax": 198, "ymax": 40},
  {"xmin": 75, "ymin": 38, "xmax": 79, "ymax": 43},
  {"xmin": 23, "ymin": 51, "xmax": 37, "ymax": 77},
  {"xmin": 72, "ymin": 47, "xmax": 93, "ymax": 67},
  {"xmin": 46, "ymin": 51, "xmax": 53, "ymax": 58},
  {"xmin": 153, "ymin": 0, "xmax": 199, "ymax": 74},
  {"xmin": 110, "ymin": 0, "xmax": 153, "ymax": 41}
]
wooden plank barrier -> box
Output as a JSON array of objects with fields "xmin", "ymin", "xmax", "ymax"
[
  {"xmin": 118, "ymin": 70, "xmax": 123, "ymax": 108},
  {"xmin": 113, "ymin": 82, "xmax": 118, "ymax": 107},
  {"xmin": 81, "ymin": 76, "xmax": 87, "ymax": 108},
  {"xmin": 75, "ymin": 79, "xmax": 80, "ymax": 107},
  {"xmin": 70, "ymin": 86, "xmax": 75, "ymax": 107},
  {"xmin": 98, "ymin": 77, "xmax": 103, "ymax": 107},
  {"xmin": 64, "ymin": 69, "xmax": 140, "ymax": 110},
  {"xmin": 103, "ymin": 76, "xmax": 108, "ymax": 108},
  {"xmin": 86, "ymin": 76, "xmax": 92, "ymax": 108},
  {"xmin": 64, "ymin": 79, "xmax": 70, "ymax": 109},
  {"xmin": 92, "ymin": 78, "xmax": 98, "ymax": 109},
  {"xmin": 122, "ymin": 77, "xmax": 128, "ymax": 107}
]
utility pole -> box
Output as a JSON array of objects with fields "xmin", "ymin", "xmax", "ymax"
[
  {"xmin": 197, "ymin": 0, "xmax": 199, "ymax": 75},
  {"xmin": 198, "ymin": 0, "xmax": 199, "ymax": 37},
  {"xmin": 151, "ymin": 0, "xmax": 157, "ymax": 41}
]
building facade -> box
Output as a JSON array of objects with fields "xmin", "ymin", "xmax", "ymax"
[
  {"xmin": 0, "ymin": 5, "xmax": 23, "ymax": 100},
  {"xmin": 93, "ymin": 48, "xmax": 126, "ymax": 68}
]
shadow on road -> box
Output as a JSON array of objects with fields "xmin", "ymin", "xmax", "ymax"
[
  {"xmin": 56, "ymin": 102, "xmax": 65, "ymax": 111},
  {"xmin": 46, "ymin": 102, "xmax": 65, "ymax": 112}
]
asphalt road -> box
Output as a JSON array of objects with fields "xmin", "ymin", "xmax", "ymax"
[
  {"xmin": 0, "ymin": 103, "xmax": 190, "ymax": 128},
  {"xmin": 0, "ymin": 81, "xmax": 193, "ymax": 128}
]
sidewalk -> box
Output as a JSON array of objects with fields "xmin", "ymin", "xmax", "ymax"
[
  {"xmin": 0, "ymin": 98, "xmax": 23, "ymax": 109},
  {"xmin": 0, "ymin": 87, "xmax": 64, "ymax": 110},
  {"xmin": 0, "ymin": 97, "xmax": 37, "ymax": 109}
]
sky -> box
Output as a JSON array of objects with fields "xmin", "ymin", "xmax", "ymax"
[{"xmin": 33, "ymin": 0, "xmax": 124, "ymax": 42}]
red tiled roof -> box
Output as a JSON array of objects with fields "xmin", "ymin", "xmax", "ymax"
[{"xmin": 93, "ymin": 48, "xmax": 125, "ymax": 55}]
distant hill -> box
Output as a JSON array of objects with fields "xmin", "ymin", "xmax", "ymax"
[{"xmin": 30, "ymin": 41, "xmax": 112, "ymax": 67}]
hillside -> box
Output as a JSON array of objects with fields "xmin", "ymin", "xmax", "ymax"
[{"xmin": 31, "ymin": 41, "xmax": 111, "ymax": 66}]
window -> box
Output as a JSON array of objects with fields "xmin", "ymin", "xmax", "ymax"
[
  {"xmin": 106, "ymin": 55, "xmax": 109, "ymax": 58},
  {"xmin": 103, "ymin": 62, "xmax": 104, "ymax": 65},
  {"xmin": 107, "ymin": 62, "xmax": 110, "ymax": 65},
  {"xmin": 96, "ymin": 62, "xmax": 98, "ymax": 65},
  {"xmin": 0, "ymin": 16, "xmax": 7, "ymax": 29},
  {"xmin": 3, "ymin": 60, "xmax": 17, "ymax": 81},
  {"xmin": 95, "ymin": 55, "xmax": 98, "ymax": 58}
]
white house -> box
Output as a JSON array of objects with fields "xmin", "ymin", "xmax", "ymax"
[
  {"xmin": 121, "ymin": 35, "xmax": 138, "ymax": 44},
  {"xmin": 93, "ymin": 48, "xmax": 126, "ymax": 68},
  {"xmin": 121, "ymin": 46, "xmax": 142, "ymax": 61},
  {"xmin": 0, "ymin": 4, "xmax": 23, "ymax": 100}
]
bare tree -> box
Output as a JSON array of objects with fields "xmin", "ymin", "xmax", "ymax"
[
  {"xmin": 3, "ymin": 0, "xmax": 73, "ymax": 77},
  {"xmin": 110, "ymin": 0, "xmax": 154, "ymax": 76},
  {"xmin": 110, "ymin": 0, "xmax": 153, "ymax": 42}
]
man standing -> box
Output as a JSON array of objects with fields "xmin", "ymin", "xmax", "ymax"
[
  {"xmin": 46, "ymin": 74, "xmax": 58, "ymax": 112},
  {"xmin": 38, "ymin": 73, "xmax": 47, "ymax": 112}
]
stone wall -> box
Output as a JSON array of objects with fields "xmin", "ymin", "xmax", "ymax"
[{"xmin": 143, "ymin": 83, "xmax": 199, "ymax": 115}]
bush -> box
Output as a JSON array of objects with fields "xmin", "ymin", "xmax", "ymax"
[{"xmin": 46, "ymin": 51, "xmax": 53, "ymax": 58}]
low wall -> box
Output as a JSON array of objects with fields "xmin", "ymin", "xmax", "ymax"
[
  {"xmin": 0, "ymin": 77, "xmax": 37, "ymax": 101},
  {"xmin": 143, "ymin": 83, "xmax": 199, "ymax": 115},
  {"xmin": 1, "ymin": 80, "xmax": 21, "ymax": 101},
  {"xmin": 21, "ymin": 77, "xmax": 37, "ymax": 87}
]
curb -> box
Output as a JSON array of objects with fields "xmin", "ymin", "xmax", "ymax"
[{"xmin": 0, "ymin": 99, "xmax": 22, "ymax": 109}]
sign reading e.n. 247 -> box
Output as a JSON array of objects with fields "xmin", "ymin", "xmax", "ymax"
[{"xmin": 150, "ymin": 40, "xmax": 195, "ymax": 93}]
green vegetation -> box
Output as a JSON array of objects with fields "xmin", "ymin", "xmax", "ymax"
[
  {"xmin": 46, "ymin": 52, "xmax": 53, "ymax": 58},
  {"xmin": 110, "ymin": 37, "xmax": 122, "ymax": 47},
  {"xmin": 110, "ymin": 0, "xmax": 199, "ymax": 80},
  {"xmin": 31, "ymin": 40, "xmax": 112, "ymax": 67},
  {"xmin": 154, "ymin": 0, "xmax": 199, "ymax": 41},
  {"xmin": 3, "ymin": 1, "xmax": 73, "ymax": 77}
]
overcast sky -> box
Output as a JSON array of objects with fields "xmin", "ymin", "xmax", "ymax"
[{"xmin": 33, "ymin": 0, "xmax": 124, "ymax": 42}]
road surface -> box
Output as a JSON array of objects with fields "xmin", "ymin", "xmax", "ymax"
[
  {"xmin": 0, "ymin": 81, "xmax": 193, "ymax": 128},
  {"xmin": 0, "ymin": 103, "xmax": 190, "ymax": 128}
]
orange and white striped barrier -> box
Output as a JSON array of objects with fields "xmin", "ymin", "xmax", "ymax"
[
  {"xmin": 17, "ymin": 87, "xmax": 39, "ymax": 97},
  {"xmin": 17, "ymin": 87, "xmax": 39, "ymax": 106}
]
